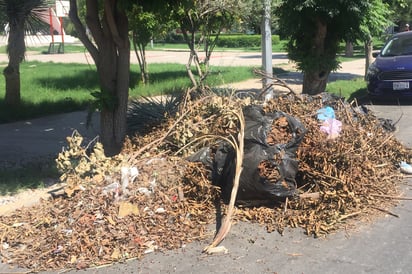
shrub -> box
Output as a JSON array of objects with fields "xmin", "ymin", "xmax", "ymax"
[
  {"xmin": 215, "ymin": 34, "xmax": 280, "ymax": 48},
  {"xmin": 158, "ymin": 32, "xmax": 280, "ymax": 48}
]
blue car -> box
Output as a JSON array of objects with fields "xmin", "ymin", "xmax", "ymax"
[{"xmin": 366, "ymin": 31, "xmax": 412, "ymax": 98}]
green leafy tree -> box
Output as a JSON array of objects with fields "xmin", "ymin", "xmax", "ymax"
[
  {"xmin": 345, "ymin": 0, "xmax": 393, "ymax": 59},
  {"xmin": 276, "ymin": 0, "xmax": 370, "ymax": 94},
  {"xmin": 240, "ymin": 0, "xmax": 280, "ymax": 34},
  {"xmin": 0, "ymin": 0, "xmax": 48, "ymax": 106},
  {"xmin": 128, "ymin": 5, "xmax": 156, "ymax": 84},
  {"xmin": 128, "ymin": 3, "xmax": 174, "ymax": 84},
  {"xmin": 171, "ymin": 0, "xmax": 246, "ymax": 91},
  {"xmin": 361, "ymin": 0, "xmax": 392, "ymax": 77},
  {"xmin": 63, "ymin": 0, "xmax": 86, "ymax": 36},
  {"xmin": 69, "ymin": 0, "xmax": 131, "ymax": 156},
  {"xmin": 385, "ymin": 0, "xmax": 412, "ymax": 26}
]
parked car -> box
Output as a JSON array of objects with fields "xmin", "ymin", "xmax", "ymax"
[{"xmin": 366, "ymin": 31, "xmax": 412, "ymax": 98}]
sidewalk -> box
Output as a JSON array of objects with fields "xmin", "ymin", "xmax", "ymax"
[
  {"xmin": 224, "ymin": 58, "xmax": 365, "ymax": 93},
  {"xmin": 0, "ymin": 111, "xmax": 99, "ymax": 168}
]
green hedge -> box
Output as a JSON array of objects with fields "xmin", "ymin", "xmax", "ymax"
[
  {"xmin": 215, "ymin": 34, "xmax": 280, "ymax": 48},
  {"xmin": 160, "ymin": 33, "xmax": 280, "ymax": 48}
]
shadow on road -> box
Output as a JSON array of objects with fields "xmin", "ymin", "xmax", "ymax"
[{"xmin": 275, "ymin": 71, "xmax": 363, "ymax": 87}]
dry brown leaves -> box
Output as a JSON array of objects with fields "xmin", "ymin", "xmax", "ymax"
[
  {"xmin": 0, "ymin": 92, "xmax": 411, "ymax": 271},
  {"xmin": 258, "ymin": 115, "xmax": 293, "ymax": 185},
  {"xmin": 0, "ymin": 156, "xmax": 218, "ymax": 271},
  {"xmin": 0, "ymin": 94, "xmax": 239, "ymax": 271},
  {"xmin": 236, "ymin": 94, "xmax": 411, "ymax": 236},
  {"xmin": 267, "ymin": 116, "xmax": 293, "ymax": 145}
]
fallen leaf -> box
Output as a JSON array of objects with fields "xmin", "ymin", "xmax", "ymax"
[
  {"xmin": 106, "ymin": 216, "xmax": 116, "ymax": 225},
  {"xmin": 118, "ymin": 201, "xmax": 139, "ymax": 218},
  {"xmin": 111, "ymin": 248, "xmax": 121, "ymax": 259}
]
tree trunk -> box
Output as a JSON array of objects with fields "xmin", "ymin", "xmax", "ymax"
[
  {"xmin": 345, "ymin": 40, "xmax": 354, "ymax": 57},
  {"xmin": 3, "ymin": 64, "xmax": 21, "ymax": 106},
  {"xmin": 98, "ymin": 42, "xmax": 130, "ymax": 156},
  {"xmin": 133, "ymin": 34, "xmax": 148, "ymax": 84},
  {"xmin": 3, "ymin": 19, "xmax": 25, "ymax": 106},
  {"xmin": 364, "ymin": 37, "xmax": 373, "ymax": 79},
  {"xmin": 69, "ymin": 0, "xmax": 130, "ymax": 156},
  {"xmin": 302, "ymin": 71, "xmax": 329, "ymax": 95},
  {"xmin": 181, "ymin": 27, "xmax": 200, "ymax": 89},
  {"xmin": 302, "ymin": 18, "xmax": 330, "ymax": 95},
  {"xmin": 99, "ymin": 4, "xmax": 130, "ymax": 157}
]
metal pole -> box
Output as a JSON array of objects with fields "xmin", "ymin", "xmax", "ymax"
[{"xmin": 262, "ymin": 0, "xmax": 273, "ymax": 100}]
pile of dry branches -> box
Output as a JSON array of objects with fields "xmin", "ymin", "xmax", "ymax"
[
  {"xmin": 239, "ymin": 94, "xmax": 411, "ymax": 235},
  {"xmin": 0, "ymin": 92, "xmax": 411, "ymax": 271}
]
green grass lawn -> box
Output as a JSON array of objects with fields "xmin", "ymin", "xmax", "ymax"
[
  {"xmin": 0, "ymin": 57, "xmax": 367, "ymax": 124},
  {"xmin": 326, "ymin": 77, "xmax": 367, "ymax": 101},
  {"xmin": 135, "ymin": 39, "xmax": 289, "ymax": 52},
  {"xmin": 0, "ymin": 61, "xmax": 254, "ymax": 123},
  {"xmin": 0, "ymin": 161, "xmax": 58, "ymax": 195},
  {"xmin": 0, "ymin": 43, "xmax": 88, "ymax": 54}
]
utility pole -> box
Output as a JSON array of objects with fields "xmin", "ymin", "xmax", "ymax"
[{"xmin": 262, "ymin": 0, "xmax": 273, "ymax": 100}]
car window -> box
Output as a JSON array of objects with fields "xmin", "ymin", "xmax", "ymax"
[
  {"xmin": 381, "ymin": 35, "xmax": 412, "ymax": 57},
  {"xmin": 401, "ymin": 38, "xmax": 412, "ymax": 55},
  {"xmin": 381, "ymin": 37, "xmax": 401, "ymax": 56}
]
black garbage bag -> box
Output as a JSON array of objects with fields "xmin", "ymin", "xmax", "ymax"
[{"xmin": 188, "ymin": 104, "xmax": 306, "ymax": 205}]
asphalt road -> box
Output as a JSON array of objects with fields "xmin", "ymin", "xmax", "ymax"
[{"xmin": 1, "ymin": 51, "xmax": 412, "ymax": 273}]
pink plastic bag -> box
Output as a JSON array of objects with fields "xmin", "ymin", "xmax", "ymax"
[{"xmin": 320, "ymin": 118, "xmax": 342, "ymax": 139}]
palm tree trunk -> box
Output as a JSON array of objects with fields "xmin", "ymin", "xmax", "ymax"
[
  {"xmin": 4, "ymin": 20, "xmax": 25, "ymax": 106},
  {"xmin": 3, "ymin": 65, "xmax": 21, "ymax": 106}
]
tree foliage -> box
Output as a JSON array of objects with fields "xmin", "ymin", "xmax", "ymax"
[
  {"xmin": 239, "ymin": 0, "xmax": 280, "ymax": 34},
  {"xmin": 385, "ymin": 0, "xmax": 412, "ymax": 23},
  {"xmin": 276, "ymin": 0, "xmax": 370, "ymax": 94},
  {"xmin": 128, "ymin": 5, "xmax": 156, "ymax": 84},
  {"xmin": 128, "ymin": 2, "xmax": 175, "ymax": 84},
  {"xmin": 360, "ymin": 0, "xmax": 392, "ymax": 39},
  {"xmin": 360, "ymin": 0, "xmax": 392, "ymax": 77},
  {"xmin": 171, "ymin": 0, "xmax": 246, "ymax": 91}
]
